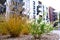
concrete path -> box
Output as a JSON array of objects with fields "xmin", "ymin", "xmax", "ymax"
[{"xmin": 51, "ymin": 30, "xmax": 60, "ymax": 40}]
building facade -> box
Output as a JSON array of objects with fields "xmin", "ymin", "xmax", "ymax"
[
  {"xmin": 42, "ymin": 5, "xmax": 50, "ymax": 23},
  {"xmin": 6, "ymin": 0, "xmax": 54, "ymax": 24},
  {"xmin": 23, "ymin": 0, "xmax": 43, "ymax": 20},
  {"xmin": 23, "ymin": 0, "xmax": 50, "ymax": 23},
  {"xmin": 23, "ymin": 0, "xmax": 38, "ymax": 19},
  {"xmin": 6, "ymin": 0, "xmax": 24, "ymax": 19},
  {"xmin": 49, "ymin": 7, "xmax": 57, "ymax": 23}
]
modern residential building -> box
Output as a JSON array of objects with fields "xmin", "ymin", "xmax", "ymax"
[
  {"xmin": 23, "ymin": 0, "xmax": 50, "ymax": 23},
  {"xmin": 23, "ymin": 0, "xmax": 38, "ymax": 19},
  {"xmin": 49, "ymin": 7, "xmax": 57, "ymax": 23},
  {"xmin": 6, "ymin": 0, "xmax": 24, "ymax": 20},
  {"xmin": 23, "ymin": 0, "xmax": 30, "ymax": 18},
  {"xmin": 6, "ymin": 0, "xmax": 45, "ymax": 20},
  {"xmin": 36, "ymin": 1, "xmax": 43, "ymax": 19},
  {"xmin": 42, "ymin": 5, "xmax": 50, "ymax": 23},
  {"xmin": 23, "ymin": 0, "xmax": 43, "ymax": 20},
  {"xmin": 6, "ymin": 0, "xmax": 57, "ymax": 24}
]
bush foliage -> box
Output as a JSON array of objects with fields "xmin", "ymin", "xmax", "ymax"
[
  {"xmin": 6, "ymin": 14, "xmax": 29, "ymax": 37},
  {"xmin": 0, "ymin": 14, "xmax": 54, "ymax": 37},
  {"xmin": 29, "ymin": 17, "xmax": 54, "ymax": 36},
  {"xmin": 0, "ymin": 22, "xmax": 9, "ymax": 35},
  {"xmin": 0, "ymin": 14, "xmax": 30, "ymax": 37}
]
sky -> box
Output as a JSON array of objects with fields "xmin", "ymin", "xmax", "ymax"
[{"xmin": 39, "ymin": 0, "xmax": 60, "ymax": 12}]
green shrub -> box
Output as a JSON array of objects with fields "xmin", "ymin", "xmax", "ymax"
[
  {"xmin": 29, "ymin": 17, "xmax": 54, "ymax": 36},
  {"xmin": 0, "ymin": 22, "xmax": 9, "ymax": 35}
]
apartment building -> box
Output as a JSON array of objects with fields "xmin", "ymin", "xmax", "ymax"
[
  {"xmin": 23, "ymin": 0, "xmax": 50, "ymax": 23},
  {"xmin": 43, "ymin": 5, "xmax": 50, "ymax": 23},
  {"xmin": 49, "ymin": 7, "xmax": 57, "ymax": 23},
  {"xmin": 23, "ymin": 0, "xmax": 43, "ymax": 20}
]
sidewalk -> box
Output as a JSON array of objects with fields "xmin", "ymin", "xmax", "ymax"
[{"xmin": 51, "ymin": 30, "xmax": 60, "ymax": 40}]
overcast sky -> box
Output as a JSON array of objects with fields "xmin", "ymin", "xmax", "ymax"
[{"xmin": 39, "ymin": 0, "xmax": 60, "ymax": 12}]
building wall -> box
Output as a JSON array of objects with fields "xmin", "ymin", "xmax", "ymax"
[
  {"xmin": 42, "ymin": 5, "xmax": 50, "ymax": 23},
  {"xmin": 23, "ymin": 0, "xmax": 50, "ymax": 23},
  {"xmin": 49, "ymin": 7, "xmax": 57, "ymax": 23},
  {"xmin": 23, "ymin": 0, "xmax": 43, "ymax": 19},
  {"xmin": 6, "ymin": 0, "xmax": 50, "ymax": 23},
  {"xmin": 23, "ymin": 0, "xmax": 30, "ymax": 15},
  {"xmin": 49, "ymin": 7, "xmax": 54, "ymax": 22},
  {"xmin": 6, "ymin": 0, "xmax": 24, "ymax": 20}
]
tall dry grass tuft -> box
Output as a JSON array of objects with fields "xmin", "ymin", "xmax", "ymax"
[{"xmin": 6, "ymin": 14, "xmax": 30, "ymax": 37}]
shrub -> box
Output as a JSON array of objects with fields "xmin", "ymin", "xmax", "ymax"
[
  {"xmin": 6, "ymin": 14, "xmax": 29, "ymax": 37},
  {"xmin": 0, "ymin": 22, "xmax": 9, "ymax": 35},
  {"xmin": 29, "ymin": 17, "xmax": 54, "ymax": 39},
  {"xmin": 20, "ymin": 17, "xmax": 30, "ymax": 35}
]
